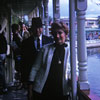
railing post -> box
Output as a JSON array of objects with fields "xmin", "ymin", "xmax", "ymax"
[{"xmin": 76, "ymin": 0, "xmax": 90, "ymax": 90}]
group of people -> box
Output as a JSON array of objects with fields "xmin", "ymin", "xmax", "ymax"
[
  {"xmin": 11, "ymin": 17, "xmax": 54, "ymax": 88},
  {"xmin": 11, "ymin": 22, "xmax": 29, "ymax": 87},
  {"xmin": 0, "ymin": 16, "xmax": 71, "ymax": 99}
]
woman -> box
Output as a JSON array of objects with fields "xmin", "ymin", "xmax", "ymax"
[
  {"xmin": 11, "ymin": 24, "xmax": 23, "ymax": 88},
  {"xmin": 29, "ymin": 21, "xmax": 70, "ymax": 100}
]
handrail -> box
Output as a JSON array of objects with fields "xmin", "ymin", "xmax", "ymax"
[
  {"xmin": 77, "ymin": 85, "xmax": 91, "ymax": 100},
  {"xmin": 68, "ymin": 80, "xmax": 91, "ymax": 100}
]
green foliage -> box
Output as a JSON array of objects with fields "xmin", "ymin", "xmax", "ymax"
[{"xmin": 12, "ymin": 15, "xmax": 20, "ymax": 24}]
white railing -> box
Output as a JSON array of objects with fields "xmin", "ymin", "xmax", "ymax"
[{"xmin": 86, "ymin": 39, "xmax": 100, "ymax": 44}]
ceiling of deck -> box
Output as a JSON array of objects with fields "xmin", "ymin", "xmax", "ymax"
[{"xmin": 0, "ymin": 0, "xmax": 42, "ymax": 15}]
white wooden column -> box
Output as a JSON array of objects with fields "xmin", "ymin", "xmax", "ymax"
[
  {"xmin": 39, "ymin": 1, "xmax": 45, "ymax": 35},
  {"xmin": 76, "ymin": 0, "xmax": 90, "ymax": 90},
  {"xmin": 43, "ymin": 0, "xmax": 49, "ymax": 36},
  {"xmin": 69, "ymin": 0, "xmax": 77, "ymax": 99},
  {"xmin": 53, "ymin": 0, "xmax": 60, "ymax": 22}
]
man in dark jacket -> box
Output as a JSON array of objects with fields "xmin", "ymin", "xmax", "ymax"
[{"xmin": 21, "ymin": 17, "xmax": 54, "ymax": 91}]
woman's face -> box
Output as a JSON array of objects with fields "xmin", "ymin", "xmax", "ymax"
[{"xmin": 53, "ymin": 29, "xmax": 67, "ymax": 45}]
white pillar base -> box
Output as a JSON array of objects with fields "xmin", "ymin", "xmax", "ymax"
[{"xmin": 78, "ymin": 81, "xmax": 90, "ymax": 90}]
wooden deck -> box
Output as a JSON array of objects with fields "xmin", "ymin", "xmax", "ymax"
[{"xmin": 77, "ymin": 84, "xmax": 100, "ymax": 100}]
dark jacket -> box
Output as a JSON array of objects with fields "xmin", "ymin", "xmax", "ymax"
[
  {"xmin": 12, "ymin": 33, "xmax": 22, "ymax": 57},
  {"xmin": 0, "ymin": 34, "xmax": 7, "ymax": 54},
  {"xmin": 21, "ymin": 35, "xmax": 54, "ymax": 82}
]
